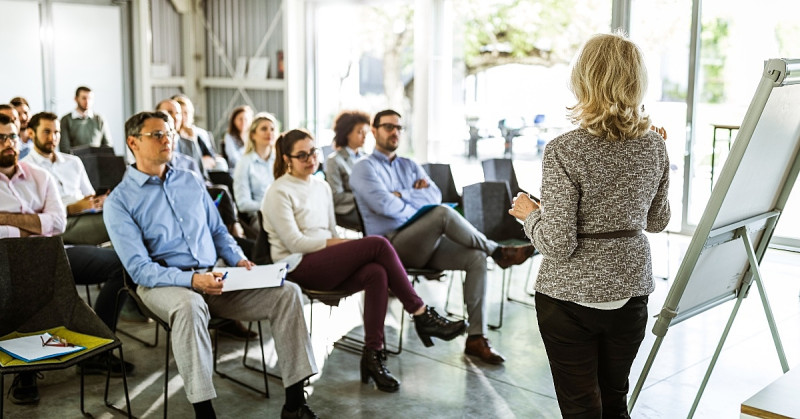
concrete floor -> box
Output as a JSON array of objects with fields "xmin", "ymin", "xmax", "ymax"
[{"xmin": 3, "ymin": 232, "xmax": 800, "ymax": 418}]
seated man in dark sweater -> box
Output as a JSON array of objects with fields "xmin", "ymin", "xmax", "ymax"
[{"xmin": 59, "ymin": 86, "xmax": 113, "ymax": 153}]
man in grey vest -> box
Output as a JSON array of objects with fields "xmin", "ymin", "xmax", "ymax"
[{"xmin": 59, "ymin": 86, "xmax": 112, "ymax": 153}]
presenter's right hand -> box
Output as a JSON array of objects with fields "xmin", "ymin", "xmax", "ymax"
[{"xmin": 192, "ymin": 272, "xmax": 225, "ymax": 295}]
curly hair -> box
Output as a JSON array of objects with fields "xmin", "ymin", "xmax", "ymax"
[
  {"xmin": 333, "ymin": 110, "xmax": 370, "ymax": 148},
  {"xmin": 567, "ymin": 32, "xmax": 651, "ymax": 141}
]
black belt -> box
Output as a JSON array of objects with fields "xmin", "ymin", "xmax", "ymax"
[{"xmin": 577, "ymin": 230, "xmax": 642, "ymax": 239}]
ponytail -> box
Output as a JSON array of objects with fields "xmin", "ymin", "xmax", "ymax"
[{"xmin": 273, "ymin": 128, "xmax": 314, "ymax": 180}]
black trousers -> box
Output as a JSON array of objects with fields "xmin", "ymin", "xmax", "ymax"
[
  {"xmin": 535, "ymin": 292, "xmax": 648, "ymax": 419},
  {"xmin": 66, "ymin": 246, "xmax": 125, "ymax": 331}
]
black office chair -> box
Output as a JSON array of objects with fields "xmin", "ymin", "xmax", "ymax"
[
  {"xmin": 115, "ymin": 271, "xmax": 272, "ymax": 417},
  {"xmin": 463, "ymin": 181, "xmax": 539, "ymax": 329},
  {"xmin": 0, "ymin": 236, "xmax": 131, "ymax": 418},
  {"xmin": 481, "ymin": 158, "xmax": 527, "ymax": 200},
  {"xmin": 422, "ymin": 163, "xmax": 462, "ymax": 207}
]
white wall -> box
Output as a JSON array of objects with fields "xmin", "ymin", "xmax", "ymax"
[
  {"xmin": 52, "ymin": 2, "xmax": 125, "ymax": 155},
  {"xmin": 0, "ymin": 0, "xmax": 45, "ymax": 112}
]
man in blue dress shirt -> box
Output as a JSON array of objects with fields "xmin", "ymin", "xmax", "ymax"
[
  {"xmin": 104, "ymin": 111, "xmax": 318, "ymax": 419},
  {"xmin": 350, "ymin": 109, "xmax": 535, "ymax": 365}
]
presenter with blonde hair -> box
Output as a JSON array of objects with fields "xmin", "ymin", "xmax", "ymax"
[{"xmin": 510, "ymin": 32, "xmax": 670, "ymax": 418}]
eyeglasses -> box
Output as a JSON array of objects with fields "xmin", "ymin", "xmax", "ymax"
[
  {"xmin": 41, "ymin": 334, "xmax": 73, "ymax": 347},
  {"xmin": 0, "ymin": 133, "xmax": 19, "ymax": 144},
  {"xmin": 288, "ymin": 148, "xmax": 320, "ymax": 162},
  {"xmin": 377, "ymin": 123, "xmax": 404, "ymax": 132},
  {"xmin": 135, "ymin": 130, "xmax": 176, "ymax": 141}
]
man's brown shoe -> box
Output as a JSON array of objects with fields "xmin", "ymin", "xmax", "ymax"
[
  {"xmin": 492, "ymin": 244, "xmax": 535, "ymax": 269},
  {"xmin": 465, "ymin": 335, "xmax": 505, "ymax": 365}
]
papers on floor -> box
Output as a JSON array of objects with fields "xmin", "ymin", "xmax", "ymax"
[
  {"xmin": 0, "ymin": 332, "xmax": 85, "ymax": 363},
  {"xmin": 221, "ymin": 263, "xmax": 287, "ymax": 292}
]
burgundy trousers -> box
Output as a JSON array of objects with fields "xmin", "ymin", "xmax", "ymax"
[{"xmin": 289, "ymin": 235, "xmax": 424, "ymax": 350}]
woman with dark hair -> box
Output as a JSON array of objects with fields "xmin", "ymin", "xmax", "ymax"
[
  {"xmin": 261, "ymin": 129, "xmax": 467, "ymax": 393},
  {"xmin": 324, "ymin": 110, "xmax": 371, "ymax": 230},
  {"xmin": 222, "ymin": 105, "xmax": 253, "ymax": 169},
  {"xmin": 510, "ymin": 32, "xmax": 670, "ymax": 418}
]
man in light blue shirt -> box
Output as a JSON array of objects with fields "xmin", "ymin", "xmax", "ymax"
[
  {"xmin": 350, "ymin": 109, "xmax": 535, "ymax": 366},
  {"xmin": 104, "ymin": 111, "xmax": 318, "ymax": 419}
]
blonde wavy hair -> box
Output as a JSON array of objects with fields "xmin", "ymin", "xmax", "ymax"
[
  {"xmin": 567, "ymin": 32, "xmax": 651, "ymax": 141},
  {"xmin": 244, "ymin": 112, "xmax": 279, "ymax": 154}
]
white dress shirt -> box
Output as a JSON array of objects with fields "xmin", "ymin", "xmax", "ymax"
[
  {"xmin": 22, "ymin": 149, "xmax": 95, "ymax": 205},
  {"xmin": 0, "ymin": 161, "xmax": 67, "ymax": 237}
]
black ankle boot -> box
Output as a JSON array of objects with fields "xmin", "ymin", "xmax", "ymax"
[
  {"xmin": 360, "ymin": 348, "xmax": 400, "ymax": 392},
  {"xmin": 413, "ymin": 306, "xmax": 467, "ymax": 347}
]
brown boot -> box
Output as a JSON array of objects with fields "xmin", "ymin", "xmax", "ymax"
[
  {"xmin": 491, "ymin": 244, "xmax": 535, "ymax": 269},
  {"xmin": 465, "ymin": 335, "xmax": 506, "ymax": 365}
]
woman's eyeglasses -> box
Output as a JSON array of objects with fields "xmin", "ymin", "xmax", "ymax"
[{"xmin": 288, "ymin": 148, "xmax": 320, "ymax": 162}]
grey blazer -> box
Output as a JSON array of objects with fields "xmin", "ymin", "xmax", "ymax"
[{"xmin": 324, "ymin": 147, "xmax": 362, "ymax": 215}]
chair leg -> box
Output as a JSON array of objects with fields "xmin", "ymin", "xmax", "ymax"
[
  {"xmin": 84, "ymin": 284, "xmax": 92, "ymax": 307},
  {"xmin": 164, "ymin": 331, "xmax": 171, "ymax": 418},
  {"xmin": 103, "ymin": 347, "xmax": 133, "ymax": 417},
  {"xmin": 114, "ymin": 288, "xmax": 159, "ymax": 348},
  {"xmin": 506, "ymin": 257, "xmax": 538, "ymax": 308},
  {"xmin": 488, "ymin": 267, "xmax": 509, "ymax": 330},
  {"xmin": 444, "ymin": 271, "xmax": 468, "ymax": 319},
  {"xmin": 216, "ymin": 321, "xmax": 274, "ymax": 397}
]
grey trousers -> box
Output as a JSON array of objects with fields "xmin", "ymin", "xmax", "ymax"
[
  {"xmin": 388, "ymin": 205, "xmax": 498, "ymax": 336},
  {"xmin": 138, "ymin": 281, "xmax": 318, "ymax": 403}
]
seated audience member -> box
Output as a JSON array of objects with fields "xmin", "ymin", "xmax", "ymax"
[
  {"xmin": 324, "ymin": 110, "xmax": 369, "ymax": 230},
  {"xmin": 263, "ymin": 129, "xmax": 466, "ymax": 393},
  {"xmin": 350, "ymin": 109, "xmax": 536, "ymax": 365},
  {"xmin": 9, "ymin": 97, "xmax": 32, "ymax": 159},
  {"xmin": 21, "ymin": 111, "xmax": 109, "ymax": 245},
  {"xmin": 59, "ymin": 86, "xmax": 113, "ymax": 153},
  {"xmin": 172, "ymin": 94, "xmax": 228, "ymax": 172},
  {"xmin": 222, "ymin": 105, "xmax": 252, "ymax": 169},
  {"xmin": 156, "ymin": 99, "xmax": 207, "ymax": 180},
  {"xmin": 104, "ymin": 111, "xmax": 318, "ymax": 418},
  {"xmin": 0, "ymin": 113, "xmax": 131, "ymax": 405},
  {"xmin": 233, "ymin": 112, "xmax": 278, "ymax": 224}
]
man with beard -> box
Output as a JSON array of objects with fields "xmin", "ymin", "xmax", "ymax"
[
  {"xmin": 0, "ymin": 113, "xmax": 131, "ymax": 406},
  {"xmin": 59, "ymin": 86, "xmax": 113, "ymax": 153},
  {"xmin": 10, "ymin": 97, "xmax": 32, "ymax": 159},
  {"xmin": 349, "ymin": 109, "xmax": 535, "ymax": 365},
  {"xmin": 22, "ymin": 112, "xmax": 109, "ymax": 245}
]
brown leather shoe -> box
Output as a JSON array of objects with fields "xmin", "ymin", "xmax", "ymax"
[
  {"xmin": 492, "ymin": 244, "xmax": 535, "ymax": 269},
  {"xmin": 465, "ymin": 335, "xmax": 505, "ymax": 365}
]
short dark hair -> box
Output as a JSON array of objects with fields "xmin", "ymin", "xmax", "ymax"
[
  {"xmin": 333, "ymin": 110, "xmax": 371, "ymax": 148},
  {"xmin": 0, "ymin": 113, "xmax": 12, "ymax": 126},
  {"xmin": 75, "ymin": 86, "xmax": 91, "ymax": 97},
  {"xmin": 125, "ymin": 111, "xmax": 169, "ymax": 139},
  {"xmin": 0, "ymin": 104, "xmax": 13, "ymax": 112},
  {"xmin": 372, "ymin": 109, "xmax": 401, "ymax": 127},
  {"xmin": 28, "ymin": 112, "xmax": 58, "ymax": 132},
  {"xmin": 9, "ymin": 97, "xmax": 28, "ymax": 107}
]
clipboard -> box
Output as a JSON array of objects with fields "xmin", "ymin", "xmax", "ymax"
[{"xmin": 221, "ymin": 263, "xmax": 287, "ymax": 292}]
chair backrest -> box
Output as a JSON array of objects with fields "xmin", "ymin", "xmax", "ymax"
[
  {"xmin": 251, "ymin": 211, "xmax": 274, "ymax": 265},
  {"xmin": 0, "ymin": 236, "xmax": 113, "ymax": 339},
  {"xmin": 481, "ymin": 158, "xmax": 526, "ymax": 199},
  {"xmin": 77, "ymin": 153, "xmax": 126, "ymax": 194},
  {"xmin": 422, "ymin": 163, "xmax": 462, "ymax": 206},
  {"xmin": 462, "ymin": 181, "xmax": 527, "ymax": 242},
  {"xmin": 208, "ymin": 171, "xmax": 235, "ymax": 200}
]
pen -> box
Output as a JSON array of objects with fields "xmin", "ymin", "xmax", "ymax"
[
  {"xmin": 218, "ymin": 271, "xmax": 228, "ymax": 282},
  {"xmin": 213, "ymin": 192, "xmax": 223, "ymax": 207}
]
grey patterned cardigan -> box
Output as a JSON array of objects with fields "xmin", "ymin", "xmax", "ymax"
[{"xmin": 523, "ymin": 128, "xmax": 671, "ymax": 303}]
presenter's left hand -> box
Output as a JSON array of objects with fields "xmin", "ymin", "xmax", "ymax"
[
  {"xmin": 509, "ymin": 192, "xmax": 540, "ymax": 221},
  {"xmin": 237, "ymin": 259, "xmax": 255, "ymax": 270}
]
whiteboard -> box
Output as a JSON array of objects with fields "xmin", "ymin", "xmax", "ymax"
[{"xmin": 666, "ymin": 59, "xmax": 800, "ymax": 324}]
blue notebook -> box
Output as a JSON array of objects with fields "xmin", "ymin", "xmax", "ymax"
[
  {"xmin": 0, "ymin": 333, "xmax": 86, "ymax": 363},
  {"xmin": 398, "ymin": 203, "xmax": 457, "ymax": 231}
]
